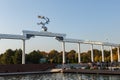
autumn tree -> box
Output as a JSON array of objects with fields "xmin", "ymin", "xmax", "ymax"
[{"xmin": 48, "ymin": 50, "xmax": 59, "ymax": 63}]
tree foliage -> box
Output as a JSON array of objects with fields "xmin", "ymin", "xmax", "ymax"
[
  {"xmin": 13, "ymin": 49, "xmax": 22, "ymax": 64},
  {"xmin": 0, "ymin": 48, "xmax": 119, "ymax": 64}
]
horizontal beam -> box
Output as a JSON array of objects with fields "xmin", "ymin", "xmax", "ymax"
[
  {"xmin": 59, "ymin": 38, "xmax": 103, "ymax": 45},
  {"xmin": 102, "ymin": 42, "xmax": 120, "ymax": 47},
  {"xmin": 0, "ymin": 30, "xmax": 119, "ymax": 47},
  {"xmin": 0, "ymin": 34, "xmax": 25, "ymax": 40},
  {"xmin": 62, "ymin": 38, "xmax": 84, "ymax": 43},
  {"xmin": 23, "ymin": 30, "xmax": 66, "ymax": 39},
  {"xmin": 57, "ymin": 38, "xmax": 119, "ymax": 47},
  {"xmin": 83, "ymin": 40, "xmax": 103, "ymax": 45}
]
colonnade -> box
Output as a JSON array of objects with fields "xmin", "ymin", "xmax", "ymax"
[
  {"xmin": 0, "ymin": 30, "xmax": 119, "ymax": 64},
  {"xmin": 61, "ymin": 41, "xmax": 120, "ymax": 64}
]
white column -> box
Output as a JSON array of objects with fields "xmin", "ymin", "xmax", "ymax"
[
  {"xmin": 110, "ymin": 46, "xmax": 113, "ymax": 62},
  {"xmin": 117, "ymin": 47, "xmax": 120, "ymax": 62},
  {"xmin": 78, "ymin": 43, "xmax": 81, "ymax": 63},
  {"xmin": 62, "ymin": 41, "xmax": 65, "ymax": 64},
  {"xmin": 101, "ymin": 45, "xmax": 104, "ymax": 62},
  {"xmin": 91, "ymin": 44, "xmax": 94, "ymax": 62},
  {"xmin": 22, "ymin": 39, "xmax": 25, "ymax": 64}
]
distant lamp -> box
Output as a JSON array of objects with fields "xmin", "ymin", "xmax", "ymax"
[{"xmin": 37, "ymin": 16, "xmax": 50, "ymax": 31}]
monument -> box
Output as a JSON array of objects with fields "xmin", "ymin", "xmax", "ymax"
[{"xmin": 37, "ymin": 16, "xmax": 50, "ymax": 31}]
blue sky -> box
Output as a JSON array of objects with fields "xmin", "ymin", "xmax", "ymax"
[{"xmin": 0, "ymin": 0, "xmax": 120, "ymax": 53}]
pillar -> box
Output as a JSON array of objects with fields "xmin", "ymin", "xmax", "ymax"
[
  {"xmin": 91, "ymin": 44, "xmax": 94, "ymax": 62},
  {"xmin": 62, "ymin": 41, "xmax": 65, "ymax": 64},
  {"xmin": 78, "ymin": 43, "xmax": 81, "ymax": 63},
  {"xmin": 117, "ymin": 47, "xmax": 120, "ymax": 62},
  {"xmin": 110, "ymin": 46, "xmax": 113, "ymax": 62},
  {"xmin": 22, "ymin": 39, "xmax": 25, "ymax": 64},
  {"xmin": 101, "ymin": 45, "xmax": 104, "ymax": 62}
]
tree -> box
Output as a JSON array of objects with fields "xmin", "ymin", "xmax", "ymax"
[
  {"xmin": 93, "ymin": 49, "xmax": 101, "ymax": 62},
  {"xmin": 0, "ymin": 47, "xmax": 119, "ymax": 64},
  {"xmin": 113, "ymin": 54, "xmax": 118, "ymax": 61},
  {"xmin": 94, "ymin": 56, "xmax": 102, "ymax": 62},
  {"xmin": 1, "ymin": 49, "xmax": 15, "ymax": 64},
  {"xmin": 26, "ymin": 50, "xmax": 42, "ymax": 64},
  {"xmin": 104, "ymin": 50, "xmax": 110, "ymax": 62},
  {"xmin": 67, "ymin": 50, "xmax": 76, "ymax": 63},
  {"xmin": 56, "ymin": 51, "xmax": 62, "ymax": 64},
  {"xmin": 13, "ymin": 49, "xmax": 22, "ymax": 64},
  {"xmin": 48, "ymin": 50, "xmax": 58, "ymax": 63},
  {"xmin": 0, "ymin": 54, "xmax": 4, "ymax": 64},
  {"xmin": 40, "ymin": 51, "xmax": 48, "ymax": 58},
  {"xmin": 81, "ymin": 52, "xmax": 91, "ymax": 63},
  {"xmin": 112, "ymin": 48, "xmax": 118, "ymax": 61}
]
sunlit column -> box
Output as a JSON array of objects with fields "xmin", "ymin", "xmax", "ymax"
[
  {"xmin": 101, "ymin": 45, "xmax": 104, "ymax": 62},
  {"xmin": 22, "ymin": 39, "xmax": 25, "ymax": 64},
  {"xmin": 62, "ymin": 41, "xmax": 65, "ymax": 64},
  {"xmin": 117, "ymin": 47, "xmax": 120, "ymax": 62},
  {"xmin": 110, "ymin": 46, "xmax": 113, "ymax": 62},
  {"xmin": 78, "ymin": 43, "xmax": 81, "ymax": 63},
  {"xmin": 91, "ymin": 44, "xmax": 94, "ymax": 62}
]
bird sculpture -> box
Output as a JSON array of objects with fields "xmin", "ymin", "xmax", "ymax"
[{"xmin": 37, "ymin": 16, "xmax": 50, "ymax": 31}]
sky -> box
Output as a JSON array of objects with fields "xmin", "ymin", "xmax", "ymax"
[{"xmin": 0, "ymin": 0, "xmax": 120, "ymax": 53}]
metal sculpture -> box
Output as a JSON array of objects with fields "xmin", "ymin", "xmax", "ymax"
[{"xmin": 37, "ymin": 16, "xmax": 50, "ymax": 31}]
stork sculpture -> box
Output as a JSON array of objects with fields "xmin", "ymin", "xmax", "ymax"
[{"xmin": 37, "ymin": 16, "xmax": 50, "ymax": 31}]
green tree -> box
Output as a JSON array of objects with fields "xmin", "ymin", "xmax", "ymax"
[
  {"xmin": 104, "ymin": 50, "xmax": 110, "ymax": 62},
  {"xmin": 1, "ymin": 49, "xmax": 15, "ymax": 64},
  {"xmin": 0, "ymin": 54, "xmax": 4, "ymax": 64},
  {"xmin": 56, "ymin": 51, "xmax": 62, "ymax": 64},
  {"xmin": 67, "ymin": 50, "xmax": 76, "ymax": 63},
  {"xmin": 13, "ymin": 49, "xmax": 22, "ymax": 64},
  {"xmin": 81, "ymin": 52, "xmax": 91, "ymax": 63},
  {"xmin": 26, "ymin": 50, "xmax": 42, "ymax": 64}
]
